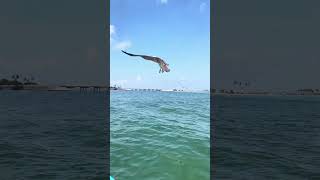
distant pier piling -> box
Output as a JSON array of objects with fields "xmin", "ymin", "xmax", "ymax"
[{"xmin": 59, "ymin": 85, "xmax": 107, "ymax": 93}]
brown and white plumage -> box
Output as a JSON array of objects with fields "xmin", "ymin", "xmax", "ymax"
[{"xmin": 121, "ymin": 50, "xmax": 170, "ymax": 73}]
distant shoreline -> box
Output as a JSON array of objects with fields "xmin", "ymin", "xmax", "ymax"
[
  {"xmin": 212, "ymin": 93, "xmax": 320, "ymax": 97},
  {"xmin": 2, "ymin": 85, "xmax": 320, "ymax": 96},
  {"xmin": 211, "ymin": 90, "xmax": 320, "ymax": 96},
  {"xmin": 0, "ymin": 85, "xmax": 108, "ymax": 92}
]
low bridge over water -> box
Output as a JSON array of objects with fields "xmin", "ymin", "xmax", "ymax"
[
  {"xmin": 128, "ymin": 88, "xmax": 161, "ymax": 91},
  {"xmin": 60, "ymin": 85, "xmax": 108, "ymax": 92}
]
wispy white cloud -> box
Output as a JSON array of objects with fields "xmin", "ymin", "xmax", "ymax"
[
  {"xmin": 136, "ymin": 75, "xmax": 142, "ymax": 81},
  {"xmin": 110, "ymin": 25, "xmax": 115, "ymax": 36},
  {"xmin": 110, "ymin": 24, "xmax": 115, "ymax": 44},
  {"xmin": 200, "ymin": 2, "xmax": 206, "ymax": 13},
  {"xmin": 114, "ymin": 40, "xmax": 132, "ymax": 50},
  {"xmin": 160, "ymin": 0, "xmax": 168, "ymax": 4},
  {"xmin": 110, "ymin": 24, "xmax": 132, "ymax": 50}
]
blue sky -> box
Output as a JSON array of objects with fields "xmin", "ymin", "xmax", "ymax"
[{"xmin": 110, "ymin": 0, "xmax": 210, "ymax": 90}]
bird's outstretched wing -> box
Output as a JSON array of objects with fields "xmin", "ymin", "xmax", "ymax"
[
  {"xmin": 121, "ymin": 50, "xmax": 159, "ymax": 63},
  {"xmin": 121, "ymin": 50, "xmax": 141, "ymax": 57},
  {"xmin": 121, "ymin": 50, "xmax": 170, "ymax": 73}
]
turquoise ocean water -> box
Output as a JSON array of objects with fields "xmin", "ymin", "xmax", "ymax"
[
  {"xmin": 214, "ymin": 95, "xmax": 320, "ymax": 179},
  {"xmin": 111, "ymin": 91, "xmax": 210, "ymax": 180},
  {"xmin": 0, "ymin": 91, "xmax": 108, "ymax": 179}
]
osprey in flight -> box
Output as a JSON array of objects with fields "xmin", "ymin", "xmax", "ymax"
[{"xmin": 121, "ymin": 50, "xmax": 170, "ymax": 73}]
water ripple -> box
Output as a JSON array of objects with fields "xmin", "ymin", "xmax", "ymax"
[{"xmin": 111, "ymin": 91, "xmax": 209, "ymax": 180}]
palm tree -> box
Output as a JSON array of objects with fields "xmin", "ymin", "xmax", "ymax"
[
  {"xmin": 11, "ymin": 74, "xmax": 16, "ymax": 81},
  {"xmin": 11, "ymin": 74, "xmax": 20, "ymax": 84},
  {"xmin": 233, "ymin": 80, "xmax": 238, "ymax": 86}
]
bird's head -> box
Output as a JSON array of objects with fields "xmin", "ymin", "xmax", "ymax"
[{"xmin": 163, "ymin": 64, "xmax": 170, "ymax": 72}]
